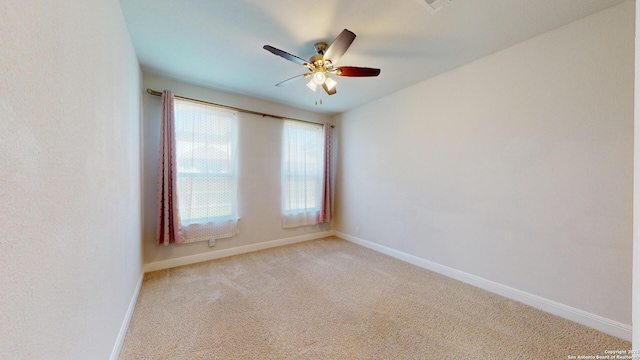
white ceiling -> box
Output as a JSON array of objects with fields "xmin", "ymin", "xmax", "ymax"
[{"xmin": 120, "ymin": 0, "xmax": 626, "ymax": 115}]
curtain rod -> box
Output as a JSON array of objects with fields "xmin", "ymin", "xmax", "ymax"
[{"xmin": 146, "ymin": 89, "xmax": 333, "ymax": 128}]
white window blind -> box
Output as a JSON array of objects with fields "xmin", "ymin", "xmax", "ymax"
[
  {"xmin": 174, "ymin": 99, "xmax": 239, "ymax": 241},
  {"xmin": 281, "ymin": 120, "xmax": 323, "ymax": 228}
]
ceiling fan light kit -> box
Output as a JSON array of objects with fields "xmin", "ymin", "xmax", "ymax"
[
  {"xmin": 263, "ymin": 29, "xmax": 381, "ymax": 96},
  {"xmin": 313, "ymin": 71, "xmax": 326, "ymax": 85}
]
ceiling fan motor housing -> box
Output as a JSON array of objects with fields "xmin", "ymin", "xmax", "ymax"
[{"xmin": 309, "ymin": 53, "xmax": 331, "ymax": 74}]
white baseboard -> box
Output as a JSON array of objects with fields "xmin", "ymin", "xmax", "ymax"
[
  {"xmin": 110, "ymin": 272, "xmax": 144, "ymax": 360},
  {"xmin": 331, "ymin": 231, "xmax": 632, "ymax": 341},
  {"xmin": 143, "ymin": 231, "xmax": 331, "ymax": 273}
]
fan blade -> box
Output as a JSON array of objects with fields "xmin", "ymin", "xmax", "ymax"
[
  {"xmin": 322, "ymin": 82, "xmax": 337, "ymax": 95},
  {"xmin": 263, "ymin": 45, "xmax": 308, "ymax": 66},
  {"xmin": 334, "ymin": 66, "xmax": 380, "ymax": 77},
  {"xmin": 275, "ymin": 73, "xmax": 311, "ymax": 87},
  {"xmin": 323, "ymin": 29, "xmax": 356, "ymax": 65}
]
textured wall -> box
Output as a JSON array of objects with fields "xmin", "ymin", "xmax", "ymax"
[
  {"xmin": 0, "ymin": 0, "xmax": 143, "ymax": 359},
  {"xmin": 634, "ymin": 0, "xmax": 640, "ymax": 350},
  {"xmin": 334, "ymin": 3, "xmax": 633, "ymax": 327},
  {"xmin": 142, "ymin": 75, "xmax": 331, "ymax": 264}
]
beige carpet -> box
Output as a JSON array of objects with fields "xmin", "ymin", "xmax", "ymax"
[{"xmin": 120, "ymin": 237, "xmax": 630, "ymax": 359}]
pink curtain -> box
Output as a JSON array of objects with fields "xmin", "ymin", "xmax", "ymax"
[
  {"xmin": 156, "ymin": 90, "xmax": 185, "ymax": 246},
  {"xmin": 319, "ymin": 123, "xmax": 332, "ymax": 223}
]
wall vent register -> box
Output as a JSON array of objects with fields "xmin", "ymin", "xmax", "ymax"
[{"xmin": 419, "ymin": 0, "xmax": 452, "ymax": 13}]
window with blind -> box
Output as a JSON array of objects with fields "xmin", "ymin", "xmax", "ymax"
[
  {"xmin": 174, "ymin": 98, "xmax": 239, "ymax": 241},
  {"xmin": 281, "ymin": 120, "xmax": 323, "ymax": 228}
]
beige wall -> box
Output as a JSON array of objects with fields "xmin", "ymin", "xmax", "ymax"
[
  {"xmin": 634, "ymin": 0, "xmax": 639, "ymax": 350},
  {"xmin": 0, "ymin": 0, "xmax": 143, "ymax": 359},
  {"xmin": 334, "ymin": 2, "xmax": 634, "ymax": 330},
  {"xmin": 142, "ymin": 75, "xmax": 331, "ymax": 264}
]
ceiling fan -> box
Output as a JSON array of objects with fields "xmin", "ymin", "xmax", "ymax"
[{"xmin": 263, "ymin": 29, "xmax": 380, "ymax": 96}]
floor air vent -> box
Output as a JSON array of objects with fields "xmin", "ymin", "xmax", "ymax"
[{"xmin": 419, "ymin": 0, "xmax": 452, "ymax": 13}]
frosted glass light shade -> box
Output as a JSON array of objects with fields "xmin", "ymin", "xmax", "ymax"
[
  {"xmin": 313, "ymin": 71, "xmax": 326, "ymax": 85},
  {"xmin": 324, "ymin": 76, "xmax": 337, "ymax": 91},
  {"xmin": 306, "ymin": 79, "xmax": 317, "ymax": 91}
]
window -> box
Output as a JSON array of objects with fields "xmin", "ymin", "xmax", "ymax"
[
  {"xmin": 174, "ymin": 99, "xmax": 239, "ymax": 241},
  {"xmin": 281, "ymin": 120, "xmax": 323, "ymax": 228}
]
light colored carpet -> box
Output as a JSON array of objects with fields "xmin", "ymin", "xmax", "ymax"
[{"xmin": 119, "ymin": 237, "xmax": 630, "ymax": 359}]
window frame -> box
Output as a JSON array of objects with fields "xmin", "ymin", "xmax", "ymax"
[
  {"xmin": 281, "ymin": 120, "xmax": 324, "ymax": 215},
  {"xmin": 173, "ymin": 98, "xmax": 239, "ymax": 226}
]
